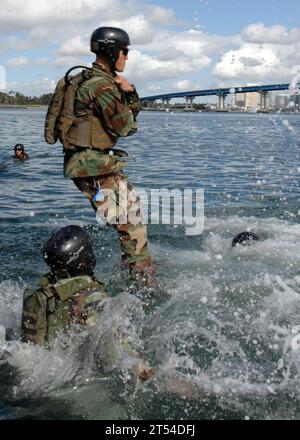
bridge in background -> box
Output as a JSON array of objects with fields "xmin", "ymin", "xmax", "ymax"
[{"xmin": 141, "ymin": 83, "xmax": 292, "ymax": 110}]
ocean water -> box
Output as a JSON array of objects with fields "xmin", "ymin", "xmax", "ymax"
[{"xmin": 0, "ymin": 108, "xmax": 300, "ymax": 420}]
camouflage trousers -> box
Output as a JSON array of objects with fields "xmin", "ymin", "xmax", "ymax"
[{"xmin": 73, "ymin": 171, "xmax": 152, "ymax": 272}]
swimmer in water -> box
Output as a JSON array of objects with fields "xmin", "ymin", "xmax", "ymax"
[
  {"xmin": 13, "ymin": 144, "xmax": 29, "ymax": 160},
  {"xmin": 232, "ymin": 231, "xmax": 259, "ymax": 248},
  {"xmin": 21, "ymin": 225, "xmax": 155, "ymax": 381}
]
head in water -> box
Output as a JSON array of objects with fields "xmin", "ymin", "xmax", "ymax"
[
  {"xmin": 232, "ymin": 231, "xmax": 259, "ymax": 248},
  {"xmin": 14, "ymin": 143, "xmax": 25, "ymax": 158},
  {"xmin": 43, "ymin": 225, "xmax": 96, "ymax": 278}
]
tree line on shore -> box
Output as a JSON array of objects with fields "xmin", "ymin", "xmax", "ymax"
[
  {"xmin": 1, "ymin": 90, "xmax": 211, "ymax": 110},
  {"xmin": 0, "ymin": 91, "xmax": 52, "ymax": 106}
]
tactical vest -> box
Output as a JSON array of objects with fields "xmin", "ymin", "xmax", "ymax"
[
  {"xmin": 44, "ymin": 66, "xmax": 117, "ymax": 151},
  {"xmin": 13, "ymin": 152, "xmax": 29, "ymax": 161},
  {"xmin": 21, "ymin": 274, "xmax": 108, "ymax": 346}
]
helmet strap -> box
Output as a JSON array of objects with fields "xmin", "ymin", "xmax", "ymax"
[{"xmin": 95, "ymin": 53, "xmax": 116, "ymax": 73}]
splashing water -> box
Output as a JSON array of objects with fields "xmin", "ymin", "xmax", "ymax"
[
  {"xmin": 1, "ymin": 214, "xmax": 300, "ymax": 419},
  {"xmin": 1, "ymin": 110, "xmax": 300, "ymax": 419}
]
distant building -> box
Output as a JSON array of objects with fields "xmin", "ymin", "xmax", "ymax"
[
  {"xmin": 231, "ymin": 85, "xmax": 261, "ymax": 111},
  {"xmin": 245, "ymin": 91, "xmax": 261, "ymax": 110},
  {"xmin": 275, "ymin": 94, "xmax": 289, "ymax": 110},
  {"xmin": 292, "ymin": 94, "xmax": 300, "ymax": 108},
  {"xmin": 232, "ymin": 92, "xmax": 246, "ymax": 109}
]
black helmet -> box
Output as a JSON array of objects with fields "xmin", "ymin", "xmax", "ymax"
[
  {"xmin": 14, "ymin": 143, "xmax": 24, "ymax": 153},
  {"xmin": 90, "ymin": 27, "xmax": 130, "ymax": 63},
  {"xmin": 232, "ymin": 231, "xmax": 259, "ymax": 248},
  {"xmin": 43, "ymin": 225, "xmax": 96, "ymax": 277}
]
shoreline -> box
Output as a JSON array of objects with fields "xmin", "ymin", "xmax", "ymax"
[
  {"xmin": 0, "ymin": 104, "xmax": 298, "ymax": 114},
  {"xmin": 0, "ymin": 104, "xmax": 48, "ymax": 109},
  {"xmin": 141, "ymin": 108, "xmax": 299, "ymax": 114}
]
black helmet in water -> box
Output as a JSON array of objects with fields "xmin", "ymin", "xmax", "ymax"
[
  {"xmin": 14, "ymin": 143, "xmax": 24, "ymax": 153},
  {"xmin": 43, "ymin": 225, "xmax": 96, "ymax": 276},
  {"xmin": 90, "ymin": 27, "xmax": 130, "ymax": 64},
  {"xmin": 232, "ymin": 231, "xmax": 259, "ymax": 248}
]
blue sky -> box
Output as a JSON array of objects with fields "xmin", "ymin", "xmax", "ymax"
[{"xmin": 0, "ymin": 0, "xmax": 300, "ymax": 97}]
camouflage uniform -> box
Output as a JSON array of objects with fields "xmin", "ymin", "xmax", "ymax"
[
  {"xmin": 21, "ymin": 273, "xmax": 155, "ymax": 381},
  {"xmin": 63, "ymin": 62, "xmax": 152, "ymax": 273},
  {"xmin": 12, "ymin": 152, "xmax": 29, "ymax": 160},
  {"xmin": 21, "ymin": 273, "xmax": 108, "ymax": 346}
]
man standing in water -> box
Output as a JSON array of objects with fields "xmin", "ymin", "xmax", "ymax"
[{"xmin": 45, "ymin": 27, "xmax": 153, "ymax": 282}]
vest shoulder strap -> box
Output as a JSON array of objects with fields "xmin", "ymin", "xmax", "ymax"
[
  {"xmin": 22, "ymin": 286, "xmax": 55, "ymax": 345},
  {"xmin": 54, "ymin": 275, "xmax": 96, "ymax": 300}
]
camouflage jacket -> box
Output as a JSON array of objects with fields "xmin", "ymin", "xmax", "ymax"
[
  {"xmin": 21, "ymin": 273, "xmax": 108, "ymax": 346},
  {"xmin": 12, "ymin": 153, "xmax": 29, "ymax": 160},
  {"xmin": 64, "ymin": 62, "xmax": 141, "ymax": 179},
  {"xmin": 77, "ymin": 62, "xmax": 141, "ymax": 127}
]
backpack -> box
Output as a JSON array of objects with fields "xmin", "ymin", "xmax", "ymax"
[
  {"xmin": 44, "ymin": 66, "xmax": 93, "ymax": 145},
  {"xmin": 21, "ymin": 275, "xmax": 108, "ymax": 346}
]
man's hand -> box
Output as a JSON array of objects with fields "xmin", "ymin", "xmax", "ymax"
[{"xmin": 115, "ymin": 75, "xmax": 134, "ymax": 93}]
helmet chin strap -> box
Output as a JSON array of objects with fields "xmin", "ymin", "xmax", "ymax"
[
  {"xmin": 106, "ymin": 46, "xmax": 120, "ymax": 71},
  {"xmin": 96, "ymin": 55, "xmax": 115, "ymax": 73},
  {"xmin": 96, "ymin": 44, "xmax": 122, "ymax": 71}
]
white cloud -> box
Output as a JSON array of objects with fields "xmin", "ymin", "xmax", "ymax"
[
  {"xmin": 242, "ymin": 23, "xmax": 300, "ymax": 45},
  {"xmin": 125, "ymin": 50, "xmax": 211, "ymax": 84},
  {"xmin": 6, "ymin": 56, "xmax": 30, "ymax": 68},
  {"xmin": 57, "ymin": 20, "xmax": 229, "ymax": 61},
  {"xmin": 144, "ymin": 29, "xmax": 239, "ymax": 56},
  {"xmin": 172, "ymin": 80, "xmax": 192, "ymax": 91},
  {"xmin": 58, "ymin": 35, "xmax": 90, "ymax": 57},
  {"xmin": 213, "ymin": 45, "xmax": 280, "ymax": 80},
  {"xmin": 100, "ymin": 15, "xmax": 156, "ymax": 45},
  {"xmin": 6, "ymin": 77, "xmax": 56, "ymax": 95},
  {"xmin": 28, "ymin": 27, "xmax": 55, "ymax": 43},
  {"xmin": 212, "ymin": 22, "xmax": 300, "ymax": 84},
  {"xmin": 1, "ymin": 1, "xmax": 300, "ymax": 95},
  {"xmin": 53, "ymin": 56, "xmax": 87, "ymax": 68},
  {"xmin": 53, "ymin": 25, "xmax": 218, "ymax": 92},
  {"xmin": 147, "ymin": 84, "xmax": 162, "ymax": 93},
  {"xmin": 156, "ymin": 48, "xmax": 186, "ymax": 62},
  {"xmin": 0, "ymin": 36, "xmax": 34, "ymax": 52},
  {"xmin": 175, "ymin": 39, "xmax": 207, "ymax": 58},
  {"xmin": 56, "ymin": 14, "xmax": 157, "ymax": 58},
  {"xmin": 148, "ymin": 6, "xmax": 175, "ymax": 26},
  {"xmin": 0, "ymin": 0, "xmax": 176, "ymax": 42},
  {"xmin": 0, "ymin": 0, "xmax": 122, "ymax": 31}
]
